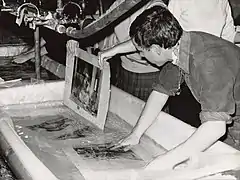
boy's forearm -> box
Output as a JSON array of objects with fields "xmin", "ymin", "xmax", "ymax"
[
  {"xmin": 164, "ymin": 120, "xmax": 226, "ymax": 165},
  {"xmin": 111, "ymin": 39, "xmax": 137, "ymax": 55},
  {"xmin": 132, "ymin": 91, "xmax": 169, "ymax": 138}
]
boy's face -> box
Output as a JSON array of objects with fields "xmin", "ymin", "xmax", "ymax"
[{"xmin": 132, "ymin": 39, "xmax": 169, "ymax": 67}]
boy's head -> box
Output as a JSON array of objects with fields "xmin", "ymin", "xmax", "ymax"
[{"xmin": 129, "ymin": 6, "xmax": 182, "ymax": 66}]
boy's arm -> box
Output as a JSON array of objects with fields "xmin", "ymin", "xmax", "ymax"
[
  {"xmin": 147, "ymin": 48, "xmax": 234, "ymax": 170},
  {"xmin": 112, "ymin": 63, "xmax": 182, "ymax": 149},
  {"xmin": 146, "ymin": 113, "xmax": 226, "ymax": 170},
  {"xmin": 98, "ymin": 39, "xmax": 136, "ymax": 66},
  {"xmin": 112, "ymin": 91, "xmax": 169, "ymax": 149},
  {"xmin": 132, "ymin": 91, "xmax": 169, "ymax": 139}
]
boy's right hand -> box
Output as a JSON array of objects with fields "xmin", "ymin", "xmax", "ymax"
[
  {"xmin": 98, "ymin": 49, "xmax": 115, "ymax": 67},
  {"xmin": 109, "ymin": 132, "xmax": 140, "ymax": 151}
]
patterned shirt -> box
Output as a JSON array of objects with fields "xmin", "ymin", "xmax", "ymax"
[{"xmin": 153, "ymin": 31, "xmax": 240, "ymax": 123}]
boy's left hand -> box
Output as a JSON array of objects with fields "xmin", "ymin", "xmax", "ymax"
[
  {"xmin": 145, "ymin": 154, "xmax": 176, "ymax": 171},
  {"xmin": 145, "ymin": 153, "xmax": 197, "ymax": 171}
]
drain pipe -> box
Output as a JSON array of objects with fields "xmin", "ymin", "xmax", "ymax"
[{"xmin": 0, "ymin": 117, "xmax": 59, "ymax": 180}]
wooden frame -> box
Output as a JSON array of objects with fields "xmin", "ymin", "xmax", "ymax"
[{"xmin": 64, "ymin": 40, "xmax": 110, "ymax": 130}]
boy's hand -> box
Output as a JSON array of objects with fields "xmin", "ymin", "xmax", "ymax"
[
  {"xmin": 145, "ymin": 154, "xmax": 173, "ymax": 170},
  {"xmin": 98, "ymin": 49, "xmax": 115, "ymax": 67},
  {"xmin": 110, "ymin": 133, "xmax": 141, "ymax": 151},
  {"xmin": 145, "ymin": 153, "xmax": 198, "ymax": 171}
]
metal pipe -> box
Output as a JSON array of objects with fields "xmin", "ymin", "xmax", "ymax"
[
  {"xmin": 66, "ymin": 0, "xmax": 142, "ymax": 39},
  {"xmin": 34, "ymin": 26, "xmax": 41, "ymax": 80},
  {"xmin": 16, "ymin": 3, "xmax": 40, "ymax": 18},
  {"xmin": 62, "ymin": 1, "xmax": 82, "ymax": 16}
]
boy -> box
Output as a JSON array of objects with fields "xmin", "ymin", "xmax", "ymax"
[
  {"xmin": 99, "ymin": 0, "xmax": 239, "ymax": 127},
  {"xmin": 110, "ymin": 6, "xmax": 240, "ymax": 170}
]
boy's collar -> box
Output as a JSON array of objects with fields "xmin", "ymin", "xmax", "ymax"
[
  {"xmin": 173, "ymin": 31, "xmax": 190, "ymax": 74},
  {"xmin": 171, "ymin": 42, "xmax": 180, "ymax": 65}
]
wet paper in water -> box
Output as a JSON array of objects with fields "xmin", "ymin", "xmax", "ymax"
[
  {"xmin": 56, "ymin": 126, "xmax": 93, "ymax": 140},
  {"xmin": 74, "ymin": 143, "xmax": 141, "ymax": 160},
  {"xmin": 26, "ymin": 117, "xmax": 73, "ymax": 132},
  {"xmin": 25, "ymin": 115, "xmax": 98, "ymax": 141}
]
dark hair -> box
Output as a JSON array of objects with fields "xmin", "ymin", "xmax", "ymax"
[{"xmin": 129, "ymin": 6, "xmax": 182, "ymax": 49}]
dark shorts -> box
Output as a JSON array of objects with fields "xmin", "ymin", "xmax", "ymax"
[{"xmin": 116, "ymin": 66, "xmax": 160, "ymax": 102}]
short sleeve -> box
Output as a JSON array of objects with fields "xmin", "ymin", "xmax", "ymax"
[
  {"xmin": 200, "ymin": 111, "xmax": 232, "ymax": 124},
  {"xmin": 153, "ymin": 62, "xmax": 183, "ymax": 96},
  {"xmin": 196, "ymin": 53, "xmax": 236, "ymax": 115}
]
